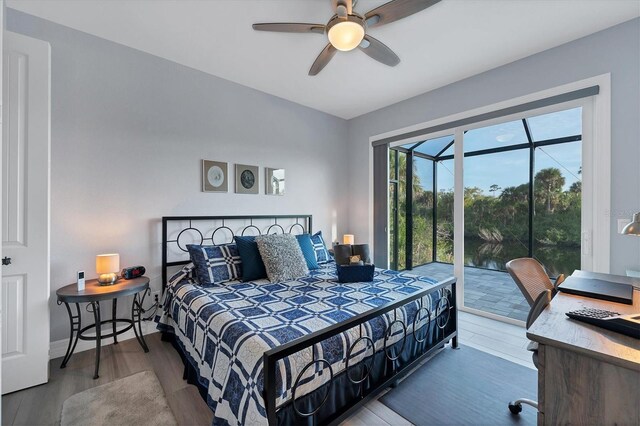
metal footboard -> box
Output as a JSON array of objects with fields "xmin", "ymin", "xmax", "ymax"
[{"xmin": 263, "ymin": 277, "xmax": 458, "ymax": 425}]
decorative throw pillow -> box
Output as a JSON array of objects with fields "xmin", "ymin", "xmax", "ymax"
[
  {"xmin": 255, "ymin": 234, "xmax": 309, "ymax": 282},
  {"xmin": 186, "ymin": 244, "xmax": 242, "ymax": 286},
  {"xmin": 296, "ymin": 234, "xmax": 320, "ymax": 270},
  {"xmin": 310, "ymin": 231, "xmax": 332, "ymax": 264},
  {"xmin": 167, "ymin": 263, "xmax": 196, "ymax": 286},
  {"xmin": 234, "ymin": 236, "xmax": 268, "ymax": 281}
]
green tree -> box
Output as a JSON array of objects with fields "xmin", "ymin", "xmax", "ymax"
[
  {"xmin": 389, "ymin": 152, "xmax": 581, "ymax": 276},
  {"xmin": 535, "ymin": 168, "xmax": 565, "ymax": 213},
  {"xmin": 500, "ymin": 184, "xmax": 528, "ymax": 204},
  {"xmin": 464, "ymin": 187, "xmax": 483, "ymax": 200},
  {"xmin": 569, "ymin": 181, "xmax": 581, "ymax": 193},
  {"xmin": 436, "ymin": 189, "xmax": 454, "ymax": 263},
  {"xmin": 389, "ymin": 151, "xmax": 435, "ymax": 269}
]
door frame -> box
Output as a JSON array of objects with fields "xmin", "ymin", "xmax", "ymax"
[
  {"xmin": 0, "ymin": 0, "xmax": 5, "ymax": 412},
  {"xmin": 369, "ymin": 74, "xmax": 611, "ymax": 316},
  {"xmin": 455, "ymin": 97, "xmax": 597, "ymax": 270},
  {"xmin": 453, "ymin": 98, "xmax": 595, "ymax": 325}
]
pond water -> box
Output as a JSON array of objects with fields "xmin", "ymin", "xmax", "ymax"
[{"xmin": 464, "ymin": 238, "xmax": 581, "ymax": 277}]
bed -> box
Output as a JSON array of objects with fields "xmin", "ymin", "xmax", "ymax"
[{"xmin": 157, "ymin": 215, "xmax": 458, "ymax": 425}]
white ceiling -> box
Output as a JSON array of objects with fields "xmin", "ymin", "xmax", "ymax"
[{"xmin": 7, "ymin": 0, "xmax": 640, "ymax": 119}]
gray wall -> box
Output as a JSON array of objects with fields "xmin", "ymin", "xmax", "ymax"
[
  {"xmin": 7, "ymin": 9, "xmax": 350, "ymax": 342},
  {"xmin": 347, "ymin": 18, "xmax": 640, "ymax": 275}
]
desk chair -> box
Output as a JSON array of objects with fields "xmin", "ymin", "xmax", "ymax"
[
  {"xmin": 505, "ymin": 258, "xmax": 564, "ymax": 415},
  {"xmin": 506, "ymin": 258, "xmax": 563, "ymax": 306}
]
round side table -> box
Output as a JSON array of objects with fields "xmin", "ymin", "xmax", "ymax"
[{"xmin": 56, "ymin": 276, "xmax": 150, "ymax": 379}]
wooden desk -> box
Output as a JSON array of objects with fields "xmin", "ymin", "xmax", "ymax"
[{"xmin": 527, "ymin": 271, "xmax": 640, "ymax": 425}]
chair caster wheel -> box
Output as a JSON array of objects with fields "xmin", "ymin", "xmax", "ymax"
[{"xmin": 508, "ymin": 402, "xmax": 522, "ymax": 415}]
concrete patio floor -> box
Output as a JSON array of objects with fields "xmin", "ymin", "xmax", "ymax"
[{"xmin": 409, "ymin": 262, "xmax": 529, "ymax": 322}]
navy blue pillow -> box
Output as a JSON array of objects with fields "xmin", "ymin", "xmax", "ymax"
[
  {"xmin": 234, "ymin": 236, "xmax": 267, "ymax": 281},
  {"xmin": 296, "ymin": 234, "xmax": 320, "ymax": 270},
  {"xmin": 311, "ymin": 231, "xmax": 332, "ymax": 264},
  {"xmin": 186, "ymin": 244, "xmax": 242, "ymax": 286}
]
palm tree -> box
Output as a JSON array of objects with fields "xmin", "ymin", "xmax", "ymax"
[
  {"xmin": 500, "ymin": 184, "xmax": 529, "ymax": 204},
  {"xmin": 569, "ymin": 181, "xmax": 581, "ymax": 193},
  {"xmin": 534, "ymin": 168, "xmax": 565, "ymax": 213}
]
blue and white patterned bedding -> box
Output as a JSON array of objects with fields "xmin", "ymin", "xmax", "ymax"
[{"xmin": 157, "ymin": 262, "xmax": 443, "ymax": 425}]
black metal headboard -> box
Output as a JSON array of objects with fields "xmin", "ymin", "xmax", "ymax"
[{"xmin": 161, "ymin": 215, "xmax": 312, "ymax": 290}]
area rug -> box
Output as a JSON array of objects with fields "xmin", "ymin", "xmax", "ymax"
[
  {"xmin": 380, "ymin": 345, "xmax": 537, "ymax": 425},
  {"xmin": 60, "ymin": 371, "xmax": 177, "ymax": 426}
]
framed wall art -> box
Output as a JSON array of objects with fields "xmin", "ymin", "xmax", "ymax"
[
  {"xmin": 202, "ymin": 160, "xmax": 228, "ymax": 192},
  {"xmin": 265, "ymin": 167, "xmax": 285, "ymax": 196},
  {"xmin": 235, "ymin": 164, "xmax": 259, "ymax": 194}
]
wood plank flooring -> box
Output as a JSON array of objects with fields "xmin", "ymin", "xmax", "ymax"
[
  {"xmin": 2, "ymin": 312, "xmax": 532, "ymax": 425},
  {"xmin": 458, "ymin": 311, "xmax": 534, "ymax": 369},
  {"xmin": 2, "ymin": 333, "xmax": 213, "ymax": 426}
]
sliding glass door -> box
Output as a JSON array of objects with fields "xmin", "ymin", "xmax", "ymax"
[
  {"xmin": 388, "ymin": 106, "xmax": 583, "ymax": 323},
  {"xmin": 461, "ymin": 108, "xmax": 582, "ymax": 320}
]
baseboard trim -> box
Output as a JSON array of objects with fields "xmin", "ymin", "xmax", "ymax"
[{"xmin": 49, "ymin": 320, "xmax": 159, "ymax": 360}]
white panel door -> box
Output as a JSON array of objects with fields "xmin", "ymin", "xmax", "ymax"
[{"xmin": 2, "ymin": 31, "xmax": 50, "ymax": 394}]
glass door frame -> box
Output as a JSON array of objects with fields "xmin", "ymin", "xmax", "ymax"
[
  {"xmin": 390, "ymin": 108, "xmax": 584, "ymax": 275},
  {"xmin": 454, "ymin": 98, "xmax": 595, "ymax": 325},
  {"xmin": 389, "ymin": 129, "xmax": 456, "ymax": 271},
  {"xmin": 375, "ymin": 75, "xmax": 611, "ymax": 327}
]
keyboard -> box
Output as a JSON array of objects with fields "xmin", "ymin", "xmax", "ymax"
[{"xmin": 566, "ymin": 308, "xmax": 640, "ymax": 339}]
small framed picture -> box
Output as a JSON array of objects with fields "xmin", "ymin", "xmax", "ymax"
[
  {"xmin": 235, "ymin": 164, "xmax": 259, "ymax": 194},
  {"xmin": 202, "ymin": 160, "xmax": 228, "ymax": 192},
  {"xmin": 265, "ymin": 167, "xmax": 285, "ymax": 196}
]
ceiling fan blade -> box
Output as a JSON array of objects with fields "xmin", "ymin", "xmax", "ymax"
[
  {"xmin": 365, "ymin": 0, "xmax": 441, "ymax": 28},
  {"xmin": 358, "ymin": 35, "xmax": 400, "ymax": 67},
  {"xmin": 309, "ymin": 43, "xmax": 337, "ymax": 76},
  {"xmin": 252, "ymin": 23, "xmax": 325, "ymax": 34},
  {"xmin": 331, "ymin": 0, "xmax": 353, "ymax": 16}
]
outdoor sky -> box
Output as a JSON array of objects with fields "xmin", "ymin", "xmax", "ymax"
[{"xmin": 412, "ymin": 107, "xmax": 582, "ymax": 195}]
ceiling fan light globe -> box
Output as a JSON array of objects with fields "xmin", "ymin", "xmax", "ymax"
[{"xmin": 328, "ymin": 21, "xmax": 365, "ymax": 51}]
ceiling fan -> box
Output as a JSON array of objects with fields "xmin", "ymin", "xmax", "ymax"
[{"xmin": 253, "ymin": 0, "xmax": 441, "ymax": 76}]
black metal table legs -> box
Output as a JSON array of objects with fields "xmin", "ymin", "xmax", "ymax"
[
  {"xmin": 59, "ymin": 302, "xmax": 81, "ymax": 369},
  {"xmin": 58, "ymin": 290, "xmax": 149, "ymax": 379},
  {"xmin": 132, "ymin": 291, "xmax": 149, "ymax": 352},
  {"xmin": 112, "ymin": 298, "xmax": 118, "ymax": 345},
  {"xmin": 90, "ymin": 301, "xmax": 101, "ymax": 379}
]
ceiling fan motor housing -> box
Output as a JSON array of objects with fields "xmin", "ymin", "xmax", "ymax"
[{"xmin": 326, "ymin": 13, "xmax": 366, "ymax": 34}]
